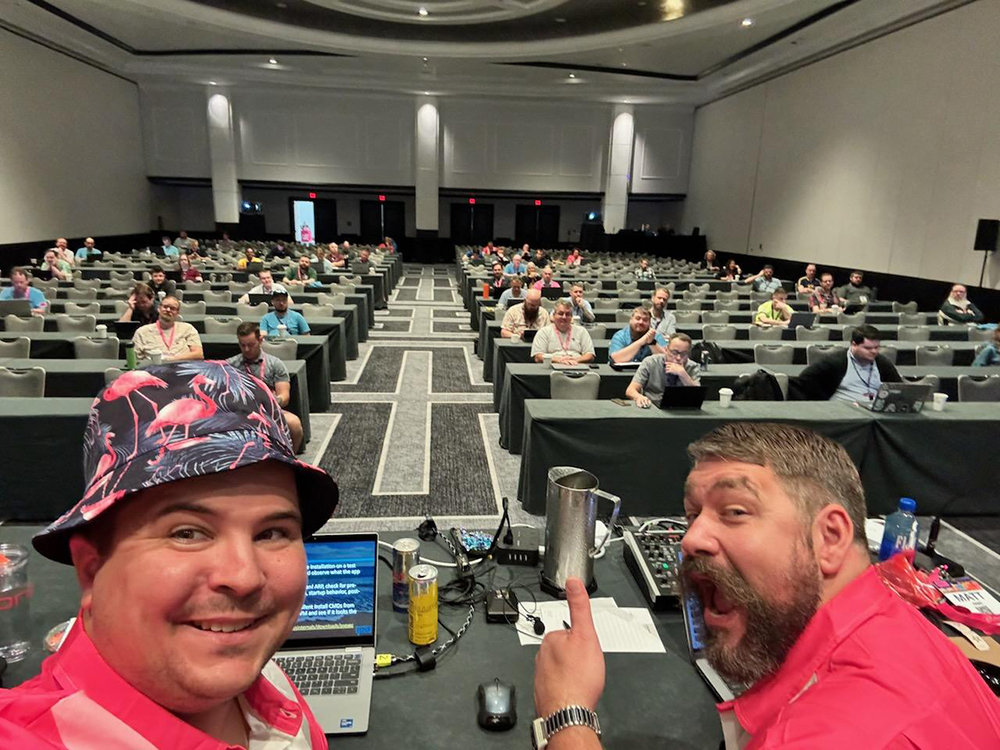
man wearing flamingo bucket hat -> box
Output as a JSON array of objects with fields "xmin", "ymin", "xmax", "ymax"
[{"xmin": 0, "ymin": 361, "xmax": 338, "ymax": 749}]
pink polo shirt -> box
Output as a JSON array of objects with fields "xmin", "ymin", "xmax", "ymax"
[
  {"xmin": 718, "ymin": 567, "xmax": 1000, "ymax": 749},
  {"xmin": 532, "ymin": 280, "xmax": 561, "ymax": 290},
  {"xmin": 0, "ymin": 617, "xmax": 327, "ymax": 749}
]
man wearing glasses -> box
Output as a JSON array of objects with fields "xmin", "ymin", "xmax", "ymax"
[
  {"xmin": 625, "ymin": 332, "xmax": 701, "ymax": 408},
  {"xmin": 133, "ymin": 296, "xmax": 204, "ymax": 362}
]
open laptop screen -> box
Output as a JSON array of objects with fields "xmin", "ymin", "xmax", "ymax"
[{"xmin": 286, "ymin": 535, "xmax": 378, "ymax": 647}]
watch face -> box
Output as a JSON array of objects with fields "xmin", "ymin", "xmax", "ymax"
[{"xmin": 530, "ymin": 718, "xmax": 547, "ymax": 750}]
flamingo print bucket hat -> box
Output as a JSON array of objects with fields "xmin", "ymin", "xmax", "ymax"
[{"xmin": 33, "ymin": 361, "xmax": 339, "ymax": 564}]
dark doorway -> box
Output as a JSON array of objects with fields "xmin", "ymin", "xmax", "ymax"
[
  {"xmin": 450, "ymin": 203, "xmax": 494, "ymax": 245},
  {"xmin": 360, "ymin": 200, "xmax": 405, "ymax": 244},
  {"xmin": 515, "ymin": 204, "xmax": 560, "ymax": 246},
  {"xmin": 238, "ymin": 213, "xmax": 266, "ymax": 238},
  {"xmin": 314, "ymin": 199, "xmax": 338, "ymax": 242}
]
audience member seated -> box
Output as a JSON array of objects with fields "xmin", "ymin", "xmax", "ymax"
[
  {"xmin": 755, "ymin": 288, "xmax": 793, "ymax": 327},
  {"xmin": 241, "ymin": 270, "xmax": 292, "ymax": 305},
  {"xmin": 609, "ymin": 307, "xmax": 665, "ymax": 364},
  {"xmin": 504, "ymin": 254, "xmax": 525, "ymax": 276},
  {"xmin": 236, "ymin": 247, "xmax": 258, "ymax": 270},
  {"xmin": 635, "ymin": 258, "xmax": 656, "ymax": 280},
  {"xmin": 533, "ymin": 423, "xmax": 1000, "ymax": 750},
  {"xmin": 354, "ymin": 248, "xmax": 374, "ymax": 273},
  {"xmin": 40, "ymin": 249, "xmax": 72, "ymax": 281},
  {"xmin": 717, "ymin": 259, "xmax": 742, "ymax": 281},
  {"xmin": 271, "ymin": 242, "xmax": 292, "ymax": 260},
  {"xmin": 973, "ymin": 327, "xmax": 1000, "ymax": 366},
  {"xmin": 118, "ymin": 283, "xmax": 159, "ymax": 325},
  {"xmin": 532, "ymin": 247, "xmax": 549, "ymax": 269},
  {"xmin": 383, "ymin": 236, "xmax": 397, "ymax": 253},
  {"xmin": 524, "ymin": 262, "xmax": 540, "ymax": 286},
  {"xmin": 566, "ymin": 284, "xmax": 595, "ymax": 323},
  {"xmin": 938, "ymin": 283, "xmax": 983, "ymax": 326},
  {"xmin": 147, "ymin": 265, "xmax": 176, "ymax": 298},
  {"xmin": 261, "ymin": 290, "xmax": 310, "ymax": 337},
  {"xmin": 160, "ymin": 236, "xmax": 179, "ymax": 257},
  {"xmin": 488, "ymin": 262, "xmax": 508, "ymax": 294},
  {"xmin": 796, "ymin": 324, "xmax": 900, "ymax": 406},
  {"xmin": 564, "ymin": 248, "xmax": 583, "ymax": 267},
  {"xmin": 494, "ymin": 246, "xmax": 509, "ymax": 266},
  {"xmin": 326, "ymin": 243, "xmax": 347, "ymax": 268},
  {"xmin": 54, "ymin": 238, "xmax": 75, "ymax": 266},
  {"xmin": 481, "ymin": 241, "xmax": 496, "ymax": 257},
  {"xmin": 703, "ymin": 249, "xmax": 719, "ymax": 272},
  {"xmin": 533, "ymin": 266, "xmax": 561, "ymax": 291},
  {"xmin": 178, "ymin": 254, "xmax": 202, "ymax": 283},
  {"xmin": 75, "ymin": 237, "xmax": 101, "ymax": 262},
  {"xmin": 796, "ymin": 263, "xmax": 819, "ymax": 295},
  {"xmin": 530, "ymin": 300, "xmax": 595, "ymax": 365},
  {"xmin": 744, "ymin": 264, "xmax": 782, "ymax": 294},
  {"xmin": 188, "ymin": 239, "xmax": 204, "ymax": 259},
  {"xmin": 467, "ymin": 247, "xmax": 484, "ymax": 266},
  {"xmin": 625, "ymin": 333, "xmax": 701, "ymax": 407},
  {"xmin": 228, "ymin": 322, "xmax": 304, "ymax": 452},
  {"xmin": 496, "ymin": 275, "xmax": 526, "ymax": 310},
  {"xmin": 500, "ymin": 288, "xmax": 549, "ymax": 339},
  {"xmin": 834, "ymin": 270, "xmax": 874, "ymax": 305},
  {"xmin": 283, "ymin": 256, "xmax": 318, "ymax": 287},
  {"xmin": 810, "ymin": 272, "xmax": 845, "ymax": 313},
  {"xmin": 174, "ymin": 230, "xmax": 193, "ymax": 250},
  {"xmin": 650, "ymin": 287, "xmax": 677, "ymax": 337},
  {"xmin": 133, "ymin": 296, "xmax": 203, "ymax": 362},
  {"xmin": 1, "ymin": 266, "xmax": 48, "ymax": 315},
  {"xmin": 308, "ymin": 247, "xmax": 334, "ymax": 274}
]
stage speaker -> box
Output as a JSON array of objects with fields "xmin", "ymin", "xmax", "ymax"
[{"xmin": 974, "ymin": 219, "xmax": 999, "ymax": 252}]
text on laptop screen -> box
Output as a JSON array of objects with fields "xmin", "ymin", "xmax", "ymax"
[{"xmin": 296, "ymin": 540, "xmax": 377, "ymax": 638}]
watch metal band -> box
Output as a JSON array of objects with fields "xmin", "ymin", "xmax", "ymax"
[{"xmin": 531, "ymin": 705, "xmax": 601, "ymax": 748}]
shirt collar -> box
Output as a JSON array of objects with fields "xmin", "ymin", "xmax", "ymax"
[{"xmin": 720, "ymin": 567, "xmax": 886, "ymax": 734}]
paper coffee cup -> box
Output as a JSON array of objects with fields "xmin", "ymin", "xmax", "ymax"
[
  {"xmin": 278, "ymin": 324, "xmax": 288, "ymax": 337},
  {"xmin": 150, "ymin": 350, "xmax": 163, "ymax": 364},
  {"xmin": 932, "ymin": 392, "xmax": 948, "ymax": 412},
  {"xmin": 719, "ymin": 387, "xmax": 734, "ymax": 408},
  {"xmin": 95, "ymin": 324, "xmax": 107, "ymax": 339},
  {"xmin": 157, "ymin": 291, "xmax": 166, "ymax": 299}
]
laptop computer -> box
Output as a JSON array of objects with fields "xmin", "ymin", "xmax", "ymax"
[
  {"xmin": 351, "ymin": 263, "xmax": 372, "ymax": 275},
  {"xmin": 275, "ymin": 533, "xmax": 379, "ymax": 735},
  {"xmin": 0, "ymin": 300, "xmax": 32, "ymax": 317},
  {"xmin": 246, "ymin": 261, "xmax": 264, "ymax": 274},
  {"xmin": 788, "ymin": 311, "xmax": 816, "ymax": 329},
  {"xmin": 843, "ymin": 303, "xmax": 868, "ymax": 315},
  {"xmin": 520, "ymin": 328, "xmax": 539, "ymax": 343},
  {"xmin": 658, "ymin": 386, "xmax": 708, "ymax": 410},
  {"xmin": 112, "ymin": 320, "xmax": 143, "ymax": 340},
  {"xmin": 871, "ymin": 382, "xmax": 934, "ymax": 413},
  {"xmin": 681, "ymin": 577, "xmax": 747, "ymax": 702},
  {"xmin": 540, "ymin": 287, "xmax": 564, "ymax": 300},
  {"xmin": 247, "ymin": 294, "xmax": 275, "ymax": 307}
]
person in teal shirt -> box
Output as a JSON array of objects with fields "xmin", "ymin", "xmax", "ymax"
[
  {"xmin": 608, "ymin": 307, "xmax": 666, "ymax": 363},
  {"xmin": 1, "ymin": 267, "xmax": 49, "ymax": 313},
  {"xmin": 161, "ymin": 236, "xmax": 179, "ymax": 257},
  {"xmin": 260, "ymin": 291, "xmax": 310, "ymax": 336},
  {"xmin": 75, "ymin": 237, "xmax": 102, "ymax": 261},
  {"xmin": 972, "ymin": 329, "xmax": 1000, "ymax": 366}
]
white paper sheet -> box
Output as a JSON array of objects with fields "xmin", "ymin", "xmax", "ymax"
[{"xmin": 515, "ymin": 598, "xmax": 665, "ymax": 653}]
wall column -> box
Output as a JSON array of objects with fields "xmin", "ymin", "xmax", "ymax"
[
  {"xmin": 602, "ymin": 104, "xmax": 634, "ymax": 235},
  {"xmin": 206, "ymin": 88, "xmax": 240, "ymax": 226},
  {"xmin": 414, "ymin": 96, "xmax": 440, "ymax": 262}
]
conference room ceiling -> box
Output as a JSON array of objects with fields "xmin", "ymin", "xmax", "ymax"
[{"xmin": 3, "ymin": 0, "xmax": 969, "ymax": 103}]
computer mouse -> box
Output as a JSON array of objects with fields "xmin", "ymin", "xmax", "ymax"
[{"xmin": 477, "ymin": 678, "xmax": 516, "ymax": 731}]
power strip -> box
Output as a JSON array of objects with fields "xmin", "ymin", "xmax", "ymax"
[{"xmin": 495, "ymin": 527, "xmax": 540, "ymax": 566}]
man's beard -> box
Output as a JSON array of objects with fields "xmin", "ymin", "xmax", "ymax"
[
  {"xmin": 523, "ymin": 306, "xmax": 539, "ymax": 325},
  {"xmin": 680, "ymin": 545, "xmax": 820, "ymax": 685}
]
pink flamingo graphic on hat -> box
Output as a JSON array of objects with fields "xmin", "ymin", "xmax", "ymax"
[
  {"xmin": 145, "ymin": 374, "xmax": 217, "ymax": 444},
  {"xmin": 103, "ymin": 370, "xmax": 168, "ymax": 458},
  {"xmin": 82, "ymin": 430, "xmax": 116, "ymax": 500}
]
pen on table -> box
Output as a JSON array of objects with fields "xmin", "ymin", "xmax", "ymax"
[{"xmin": 563, "ymin": 620, "xmax": 571, "ymax": 631}]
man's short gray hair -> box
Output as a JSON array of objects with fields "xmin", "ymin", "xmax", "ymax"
[
  {"xmin": 687, "ymin": 423, "xmax": 867, "ymax": 545},
  {"xmin": 553, "ymin": 299, "xmax": 573, "ymax": 313}
]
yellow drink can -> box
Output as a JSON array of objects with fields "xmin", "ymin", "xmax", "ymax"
[{"xmin": 407, "ymin": 564, "xmax": 438, "ymax": 646}]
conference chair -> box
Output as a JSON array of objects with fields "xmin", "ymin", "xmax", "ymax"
[
  {"xmin": 73, "ymin": 336, "xmax": 120, "ymax": 359},
  {"xmin": 676, "ymin": 299, "xmax": 702, "ymax": 312},
  {"xmin": 237, "ymin": 303, "xmax": 268, "ymax": 319},
  {"xmin": 701, "ymin": 311, "xmax": 730, "ymax": 325},
  {"xmin": 341, "ymin": 275, "xmax": 362, "ymax": 285},
  {"xmin": 31, "ymin": 278, "xmax": 58, "ymax": 292},
  {"xmin": 182, "ymin": 301, "xmax": 207, "ymax": 316},
  {"xmin": 302, "ymin": 303, "xmax": 335, "ymax": 320},
  {"xmin": 898, "ymin": 313, "xmax": 926, "ymax": 326},
  {"xmin": 263, "ymin": 338, "xmax": 297, "ymax": 361},
  {"xmin": 104, "ymin": 368, "xmax": 123, "ymax": 386},
  {"xmin": 113, "ymin": 300, "xmax": 130, "ymax": 315},
  {"xmin": 185, "ymin": 280, "xmax": 209, "ymax": 291},
  {"xmin": 615, "ymin": 309, "xmax": 633, "ymax": 324},
  {"xmin": 915, "ymin": 345, "xmax": 953, "ymax": 367},
  {"xmin": 109, "ymin": 270, "xmax": 134, "ymax": 283},
  {"xmin": 806, "ymin": 344, "xmax": 840, "ymax": 364},
  {"xmin": 492, "ymin": 308, "xmax": 506, "ymax": 322},
  {"xmin": 588, "ymin": 324, "xmax": 607, "ymax": 339},
  {"xmin": 55, "ymin": 314, "xmax": 97, "ymax": 333},
  {"xmin": 714, "ymin": 300, "xmax": 742, "ymax": 312},
  {"xmin": 715, "ymin": 290, "xmax": 738, "ymax": 301},
  {"xmin": 617, "ymin": 294, "xmax": 642, "ymax": 307},
  {"xmin": 0, "ymin": 337, "xmax": 30, "ymax": 358},
  {"xmin": 540, "ymin": 298, "xmax": 555, "ymax": 313},
  {"xmin": 329, "ymin": 283, "xmax": 355, "ymax": 296},
  {"xmin": 228, "ymin": 282, "xmax": 253, "ymax": 294},
  {"xmin": 837, "ymin": 312, "xmax": 866, "ymax": 326},
  {"xmin": 689, "ymin": 283, "xmax": 710, "ymax": 293},
  {"xmin": 65, "ymin": 289, "xmax": 97, "ymax": 301},
  {"xmin": 674, "ymin": 312, "xmax": 701, "ymax": 324},
  {"xmin": 740, "ymin": 370, "xmax": 789, "ymax": 400},
  {"xmin": 72, "ymin": 278, "xmax": 102, "ymax": 291},
  {"xmin": 905, "ymin": 374, "xmax": 940, "ymax": 393},
  {"xmin": 317, "ymin": 293, "xmax": 346, "ymax": 308},
  {"xmin": 202, "ymin": 290, "xmax": 232, "ymax": 304},
  {"xmin": 106, "ymin": 289, "xmax": 132, "ymax": 300},
  {"xmin": 968, "ymin": 328, "xmax": 994, "ymax": 342},
  {"xmin": 958, "ymin": 374, "xmax": 1000, "ymax": 402},
  {"xmin": 63, "ymin": 301, "xmax": 100, "ymax": 315},
  {"xmin": 796, "ymin": 327, "xmax": 829, "ymax": 342},
  {"xmin": 618, "ymin": 279, "xmax": 638, "ymax": 294},
  {"xmin": 840, "ymin": 326, "xmax": 856, "ymax": 342},
  {"xmin": 661, "ymin": 282, "xmax": 676, "ymax": 292},
  {"xmin": 4, "ymin": 314, "xmax": 43, "ymax": 332},
  {"xmin": 0, "ymin": 367, "xmax": 45, "ymax": 398},
  {"xmin": 749, "ymin": 325, "xmax": 783, "ymax": 341},
  {"xmin": 892, "ymin": 301, "xmax": 918, "ymax": 314},
  {"xmin": 204, "ymin": 317, "xmax": 243, "ymax": 335},
  {"xmin": 681, "ymin": 291, "xmax": 706, "ymax": 301},
  {"xmin": 550, "ymin": 371, "xmax": 600, "ymax": 400},
  {"xmin": 594, "ymin": 298, "xmax": 618, "ymax": 311},
  {"xmin": 754, "ymin": 344, "xmax": 794, "ymax": 365},
  {"xmin": 108, "ymin": 278, "xmax": 135, "ymax": 292},
  {"xmin": 703, "ymin": 324, "xmax": 737, "ymax": 342},
  {"xmin": 880, "ymin": 345, "xmax": 899, "ymax": 365},
  {"xmin": 897, "ymin": 326, "xmax": 931, "ymax": 342}
]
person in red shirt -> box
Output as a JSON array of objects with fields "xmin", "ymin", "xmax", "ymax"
[
  {"xmin": 0, "ymin": 363, "xmax": 338, "ymax": 749},
  {"xmin": 533, "ymin": 423, "xmax": 1000, "ymax": 749},
  {"xmin": 177, "ymin": 253, "xmax": 202, "ymax": 282}
]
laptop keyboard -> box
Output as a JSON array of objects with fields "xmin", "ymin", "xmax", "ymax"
[{"xmin": 275, "ymin": 653, "xmax": 363, "ymax": 696}]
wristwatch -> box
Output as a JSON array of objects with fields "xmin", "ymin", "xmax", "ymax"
[{"xmin": 530, "ymin": 706, "xmax": 601, "ymax": 749}]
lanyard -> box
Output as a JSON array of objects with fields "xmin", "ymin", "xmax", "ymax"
[
  {"xmin": 555, "ymin": 326, "xmax": 573, "ymax": 353},
  {"xmin": 156, "ymin": 320, "xmax": 176, "ymax": 352},
  {"xmin": 244, "ymin": 354, "xmax": 266, "ymax": 381},
  {"xmin": 849, "ymin": 355, "xmax": 876, "ymax": 398}
]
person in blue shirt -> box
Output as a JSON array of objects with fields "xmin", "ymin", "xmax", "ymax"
[
  {"xmin": 744, "ymin": 264, "xmax": 783, "ymax": 295},
  {"xmin": 260, "ymin": 290, "xmax": 310, "ymax": 337},
  {"xmin": 608, "ymin": 307, "xmax": 666, "ymax": 364},
  {"xmin": 75, "ymin": 237, "xmax": 102, "ymax": 261},
  {"xmin": 161, "ymin": 236, "xmax": 179, "ymax": 257},
  {"xmin": 566, "ymin": 283, "xmax": 595, "ymax": 323},
  {"xmin": 504, "ymin": 254, "xmax": 525, "ymax": 277},
  {"xmin": 0, "ymin": 267, "xmax": 48, "ymax": 314},
  {"xmin": 973, "ymin": 328, "xmax": 1000, "ymax": 367}
]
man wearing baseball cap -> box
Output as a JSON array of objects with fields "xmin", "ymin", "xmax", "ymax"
[
  {"xmin": 0, "ymin": 362, "xmax": 338, "ymax": 748},
  {"xmin": 260, "ymin": 291, "xmax": 310, "ymax": 338}
]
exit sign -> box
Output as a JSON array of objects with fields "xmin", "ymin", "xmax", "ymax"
[
  {"xmin": 534, "ymin": 199, "xmax": 542, "ymax": 206},
  {"xmin": 378, "ymin": 194, "xmax": 386, "ymax": 202},
  {"xmin": 308, "ymin": 192, "xmax": 317, "ymax": 199},
  {"xmin": 469, "ymin": 198, "xmax": 476, "ymax": 205}
]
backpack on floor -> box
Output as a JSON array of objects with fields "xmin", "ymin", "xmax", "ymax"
[{"xmin": 733, "ymin": 369, "xmax": 785, "ymax": 401}]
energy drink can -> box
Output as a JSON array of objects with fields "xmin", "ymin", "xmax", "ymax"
[
  {"xmin": 407, "ymin": 564, "xmax": 438, "ymax": 646},
  {"xmin": 391, "ymin": 538, "xmax": 420, "ymax": 613}
]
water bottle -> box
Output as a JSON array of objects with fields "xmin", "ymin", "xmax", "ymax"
[
  {"xmin": 701, "ymin": 349, "xmax": 711, "ymax": 371},
  {"xmin": 125, "ymin": 341, "xmax": 137, "ymax": 371},
  {"xmin": 878, "ymin": 497, "xmax": 918, "ymax": 561}
]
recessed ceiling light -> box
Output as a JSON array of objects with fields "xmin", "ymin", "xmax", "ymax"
[
  {"xmin": 208, "ymin": 81, "xmax": 217, "ymax": 85},
  {"xmin": 423, "ymin": 91, "xmax": 430, "ymax": 95},
  {"xmin": 741, "ymin": 17, "xmax": 755, "ymax": 27},
  {"xmin": 555, "ymin": 17, "xmax": 566, "ymax": 23},
  {"xmin": 422, "ymin": 57, "xmax": 428, "ymax": 62},
  {"xmin": 268, "ymin": 57, "xmax": 278, "ymax": 64},
  {"xmin": 622, "ymin": 62, "xmax": 628, "ymax": 67},
  {"xmin": 418, "ymin": 6, "xmax": 428, "ymax": 16},
  {"xmin": 569, "ymin": 73, "xmax": 575, "ymax": 78}
]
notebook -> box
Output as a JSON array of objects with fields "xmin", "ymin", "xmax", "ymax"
[{"xmin": 274, "ymin": 533, "xmax": 379, "ymax": 734}]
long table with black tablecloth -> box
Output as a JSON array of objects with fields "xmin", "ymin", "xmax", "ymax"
[
  {"xmin": 489, "ymin": 339, "xmax": 611, "ymax": 385},
  {"xmin": 517, "ymin": 400, "xmax": 1000, "ymax": 516},
  {"xmin": 0, "ymin": 523, "xmax": 724, "ymax": 749},
  {"xmin": 498, "ymin": 363, "xmax": 989, "ymax": 453},
  {"xmin": 1, "ymin": 332, "xmax": 333, "ymax": 411}
]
